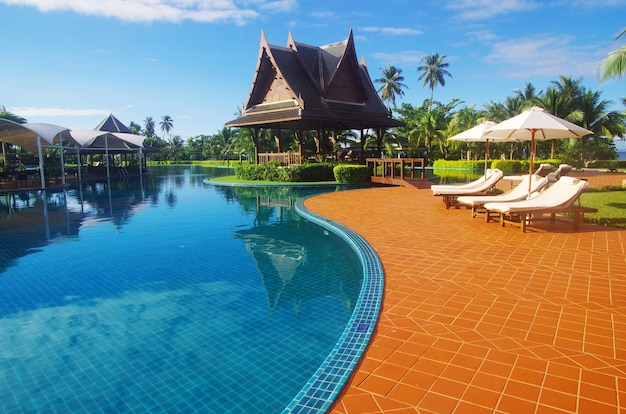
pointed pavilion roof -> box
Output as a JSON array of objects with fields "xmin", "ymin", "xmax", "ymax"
[
  {"xmin": 95, "ymin": 113, "xmax": 132, "ymax": 133},
  {"xmin": 225, "ymin": 29, "xmax": 404, "ymax": 131}
]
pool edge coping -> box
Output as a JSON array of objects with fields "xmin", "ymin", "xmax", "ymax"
[{"xmin": 283, "ymin": 196, "xmax": 384, "ymax": 413}]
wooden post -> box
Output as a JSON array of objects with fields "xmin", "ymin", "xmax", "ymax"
[{"xmin": 250, "ymin": 128, "xmax": 260, "ymax": 164}]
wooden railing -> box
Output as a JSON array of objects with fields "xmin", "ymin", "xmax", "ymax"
[
  {"xmin": 257, "ymin": 152, "xmax": 302, "ymax": 166},
  {"xmin": 366, "ymin": 158, "xmax": 425, "ymax": 182}
]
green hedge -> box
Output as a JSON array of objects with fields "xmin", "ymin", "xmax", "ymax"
[
  {"xmin": 290, "ymin": 163, "xmax": 335, "ymax": 182},
  {"xmin": 491, "ymin": 160, "xmax": 523, "ymax": 174},
  {"xmin": 434, "ymin": 159, "xmax": 569, "ymax": 174},
  {"xmin": 433, "ymin": 160, "xmax": 486, "ymax": 170},
  {"xmin": 333, "ymin": 165, "xmax": 370, "ymax": 183},
  {"xmin": 235, "ymin": 161, "xmax": 337, "ymax": 182},
  {"xmin": 235, "ymin": 161, "xmax": 290, "ymax": 181}
]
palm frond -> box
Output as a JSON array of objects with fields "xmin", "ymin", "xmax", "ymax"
[{"xmin": 599, "ymin": 46, "xmax": 626, "ymax": 82}]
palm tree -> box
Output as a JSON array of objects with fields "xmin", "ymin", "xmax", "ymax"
[
  {"xmin": 143, "ymin": 117, "xmax": 156, "ymax": 138},
  {"xmin": 128, "ymin": 121, "xmax": 142, "ymax": 135},
  {"xmin": 0, "ymin": 106, "xmax": 26, "ymax": 123},
  {"xmin": 599, "ymin": 28, "xmax": 626, "ymax": 82},
  {"xmin": 514, "ymin": 82, "xmax": 542, "ymax": 109},
  {"xmin": 574, "ymin": 88, "xmax": 626, "ymax": 162},
  {"xmin": 375, "ymin": 65, "xmax": 408, "ymax": 110},
  {"xmin": 214, "ymin": 127, "xmax": 236, "ymax": 163},
  {"xmin": 417, "ymin": 53, "xmax": 452, "ymax": 111},
  {"xmin": 551, "ymin": 76, "xmax": 583, "ymax": 120},
  {"xmin": 160, "ymin": 115, "xmax": 174, "ymax": 142},
  {"xmin": 165, "ymin": 135, "xmax": 184, "ymax": 160}
]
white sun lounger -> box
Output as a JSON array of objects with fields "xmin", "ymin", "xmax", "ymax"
[
  {"xmin": 483, "ymin": 176, "xmax": 597, "ymax": 232},
  {"xmin": 457, "ymin": 174, "xmax": 548, "ymax": 218},
  {"xmin": 431, "ymin": 169, "xmax": 503, "ymax": 209}
]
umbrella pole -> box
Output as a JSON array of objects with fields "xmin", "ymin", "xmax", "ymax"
[
  {"xmin": 528, "ymin": 130, "xmax": 536, "ymax": 195},
  {"xmin": 485, "ymin": 139, "xmax": 489, "ymax": 174}
]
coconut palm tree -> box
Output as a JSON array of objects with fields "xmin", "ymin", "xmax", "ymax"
[
  {"xmin": 143, "ymin": 117, "xmax": 156, "ymax": 138},
  {"xmin": 551, "ymin": 76, "xmax": 583, "ymax": 120},
  {"xmin": 573, "ymin": 88, "xmax": 626, "ymax": 162},
  {"xmin": 514, "ymin": 82, "xmax": 542, "ymax": 109},
  {"xmin": 165, "ymin": 135, "xmax": 184, "ymax": 160},
  {"xmin": 0, "ymin": 106, "xmax": 26, "ymax": 123},
  {"xmin": 128, "ymin": 121, "xmax": 142, "ymax": 135},
  {"xmin": 160, "ymin": 115, "xmax": 174, "ymax": 142},
  {"xmin": 375, "ymin": 65, "xmax": 408, "ymax": 111},
  {"xmin": 417, "ymin": 53, "xmax": 452, "ymax": 111},
  {"xmin": 599, "ymin": 28, "xmax": 626, "ymax": 82}
]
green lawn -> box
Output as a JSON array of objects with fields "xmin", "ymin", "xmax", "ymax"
[{"xmin": 581, "ymin": 189, "xmax": 626, "ymax": 229}]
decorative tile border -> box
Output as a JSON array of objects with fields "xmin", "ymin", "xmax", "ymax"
[{"xmin": 283, "ymin": 197, "xmax": 384, "ymax": 413}]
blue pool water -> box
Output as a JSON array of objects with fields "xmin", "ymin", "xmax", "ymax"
[{"xmin": 0, "ymin": 166, "xmax": 364, "ymax": 413}]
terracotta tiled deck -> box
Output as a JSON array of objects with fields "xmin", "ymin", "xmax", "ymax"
[{"xmin": 304, "ymin": 172, "xmax": 626, "ymax": 414}]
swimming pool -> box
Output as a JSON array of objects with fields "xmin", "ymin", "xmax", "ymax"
[{"xmin": 0, "ymin": 166, "xmax": 366, "ymax": 413}]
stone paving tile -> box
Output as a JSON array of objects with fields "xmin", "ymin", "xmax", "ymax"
[{"xmin": 304, "ymin": 172, "xmax": 626, "ymax": 413}]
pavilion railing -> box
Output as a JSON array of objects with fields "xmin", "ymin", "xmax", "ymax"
[
  {"xmin": 366, "ymin": 158, "xmax": 425, "ymax": 181},
  {"xmin": 257, "ymin": 152, "xmax": 302, "ymax": 166}
]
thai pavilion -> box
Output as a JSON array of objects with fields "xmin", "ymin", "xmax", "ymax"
[{"xmin": 225, "ymin": 29, "xmax": 404, "ymax": 164}]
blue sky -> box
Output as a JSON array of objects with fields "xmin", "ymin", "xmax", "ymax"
[{"xmin": 1, "ymin": 0, "xmax": 625, "ymax": 141}]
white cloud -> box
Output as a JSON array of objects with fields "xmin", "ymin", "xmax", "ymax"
[
  {"xmin": 0, "ymin": 0, "xmax": 277, "ymax": 24},
  {"xmin": 10, "ymin": 107, "xmax": 112, "ymax": 117},
  {"xmin": 371, "ymin": 50, "xmax": 424, "ymax": 66},
  {"xmin": 310, "ymin": 10, "xmax": 338, "ymax": 20},
  {"xmin": 445, "ymin": 0, "xmax": 540, "ymax": 20},
  {"xmin": 361, "ymin": 26, "xmax": 423, "ymax": 36},
  {"xmin": 465, "ymin": 30, "xmax": 498, "ymax": 43},
  {"xmin": 483, "ymin": 35, "xmax": 602, "ymax": 79},
  {"xmin": 255, "ymin": 0, "xmax": 296, "ymax": 12}
]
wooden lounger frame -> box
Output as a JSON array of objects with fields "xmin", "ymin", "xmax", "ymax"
[{"xmin": 486, "ymin": 205, "xmax": 598, "ymax": 232}]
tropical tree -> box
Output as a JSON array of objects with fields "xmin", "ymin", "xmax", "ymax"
[
  {"xmin": 551, "ymin": 76, "xmax": 583, "ymax": 120},
  {"xmin": 213, "ymin": 127, "xmax": 237, "ymax": 163},
  {"xmin": 160, "ymin": 115, "xmax": 174, "ymax": 141},
  {"xmin": 569, "ymin": 88, "xmax": 625, "ymax": 162},
  {"xmin": 128, "ymin": 121, "xmax": 142, "ymax": 135},
  {"xmin": 514, "ymin": 82, "xmax": 542, "ymax": 109},
  {"xmin": 417, "ymin": 53, "xmax": 452, "ymax": 111},
  {"xmin": 143, "ymin": 117, "xmax": 156, "ymax": 138},
  {"xmin": 599, "ymin": 27, "xmax": 626, "ymax": 82},
  {"xmin": 0, "ymin": 106, "xmax": 26, "ymax": 123},
  {"xmin": 0, "ymin": 106, "xmax": 27, "ymax": 159},
  {"xmin": 375, "ymin": 65, "xmax": 408, "ymax": 110},
  {"xmin": 164, "ymin": 135, "xmax": 184, "ymax": 160},
  {"xmin": 447, "ymin": 105, "xmax": 487, "ymax": 160},
  {"xmin": 405, "ymin": 99, "xmax": 459, "ymax": 162}
]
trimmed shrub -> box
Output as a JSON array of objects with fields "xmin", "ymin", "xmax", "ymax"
[
  {"xmin": 333, "ymin": 165, "xmax": 370, "ymax": 183},
  {"xmin": 290, "ymin": 163, "xmax": 335, "ymax": 182},
  {"xmin": 491, "ymin": 160, "xmax": 523, "ymax": 174},
  {"xmin": 235, "ymin": 161, "xmax": 290, "ymax": 181},
  {"xmin": 433, "ymin": 159, "xmax": 486, "ymax": 170}
]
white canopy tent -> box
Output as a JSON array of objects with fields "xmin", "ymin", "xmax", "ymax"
[{"xmin": 0, "ymin": 118, "xmax": 146, "ymax": 190}]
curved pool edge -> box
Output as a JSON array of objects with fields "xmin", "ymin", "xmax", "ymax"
[{"xmin": 284, "ymin": 196, "xmax": 384, "ymax": 413}]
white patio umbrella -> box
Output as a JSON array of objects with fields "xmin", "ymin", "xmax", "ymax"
[
  {"xmin": 448, "ymin": 120, "xmax": 499, "ymax": 172},
  {"xmin": 485, "ymin": 106, "xmax": 592, "ymax": 193}
]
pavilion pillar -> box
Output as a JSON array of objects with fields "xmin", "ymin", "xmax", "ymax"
[
  {"xmin": 359, "ymin": 129, "xmax": 366, "ymax": 164},
  {"xmin": 296, "ymin": 130, "xmax": 305, "ymax": 164},
  {"xmin": 250, "ymin": 128, "xmax": 260, "ymax": 164},
  {"xmin": 377, "ymin": 128, "xmax": 384, "ymax": 158},
  {"xmin": 58, "ymin": 135, "xmax": 66, "ymax": 186},
  {"xmin": 274, "ymin": 128, "xmax": 282, "ymax": 153},
  {"xmin": 313, "ymin": 132, "xmax": 320, "ymax": 155},
  {"xmin": 37, "ymin": 136, "xmax": 46, "ymax": 189}
]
